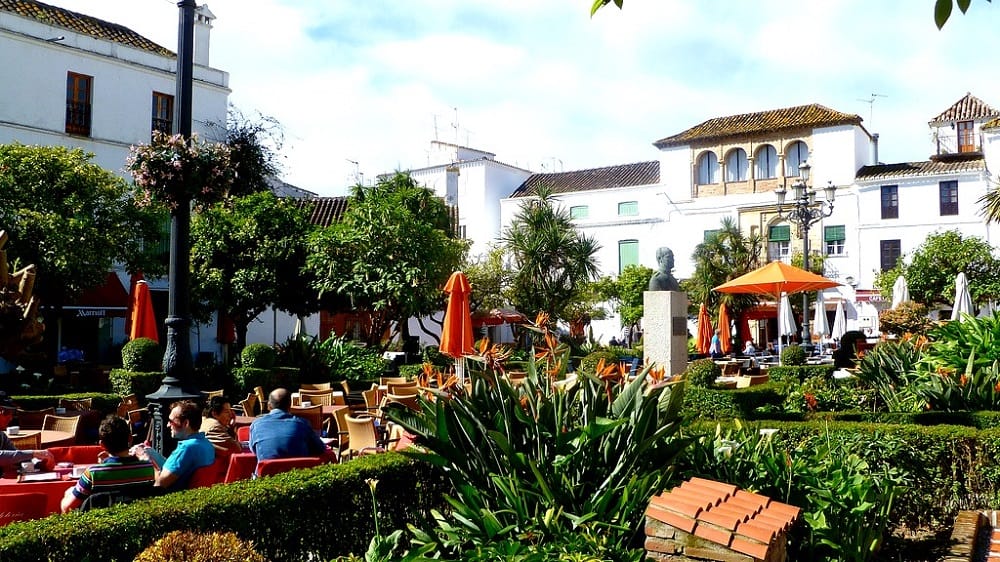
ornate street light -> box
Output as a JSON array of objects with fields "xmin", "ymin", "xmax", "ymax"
[{"xmin": 774, "ymin": 160, "xmax": 836, "ymax": 344}]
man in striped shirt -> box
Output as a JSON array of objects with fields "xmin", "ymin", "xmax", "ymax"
[{"xmin": 61, "ymin": 415, "xmax": 154, "ymax": 512}]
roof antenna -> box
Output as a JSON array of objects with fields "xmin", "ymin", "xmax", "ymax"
[
  {"xmin": 451, "ymin": 107, "xmax": 459, "ymax": 145},
  {"xmin": 857, "ymin": 93, "xmax": 888, "ymax": 128}
]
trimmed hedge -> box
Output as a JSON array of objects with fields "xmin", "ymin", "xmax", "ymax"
[
  {"xmin": 11, "ymin": 392, "xmax": 119, "ymax": 413},
  {"xmin": 109, "ymin": 370, "xmax": 164, "ymax": 400},
  {"xmin": 121, "ymin": 338, "xmax": 162, "ymax": 372},
  {"xmin": 766, "ymin": 364, "xmax": 835, "ymax": 383},
  {"xmin": 683, "ymin": 383, "xmax": 786, "ymax": 419},
  {"xmin": 0, "ymin": 453, "xmax": 449, "ymax": 562}
]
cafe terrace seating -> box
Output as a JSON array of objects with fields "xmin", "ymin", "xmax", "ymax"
[
  {"xmin": 8, "ymin": 432, "xmax": 40, "ymax": 449},
  {"xmin": 256, "ymin": 456, "xmax": 323, "ymax": 477},
  {"xmin": 0, "ymin": 492, "xmax": 47, "ymax": 525},
  {"xmin": 48, "ymin": 445, "xmax": 102, "ymax": 464},
  {"xmin": 300, "ymin": 382, "xmax": 332, "ymax": 391},
  {"xmin": 15, "ymin": 407, "xmax": 54, "ymax": 430},
  {"xmin": 42, "ymin": 414, "xmax": 80, "ymax": 437},
  {"xmin": 344, "ymin": 415, "xmax": 384, "ymax": 460}
]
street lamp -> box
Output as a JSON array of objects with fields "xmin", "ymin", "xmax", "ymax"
[{"xmin": 774, "ymin": 160, "xmax": 836, "ymax": 344}]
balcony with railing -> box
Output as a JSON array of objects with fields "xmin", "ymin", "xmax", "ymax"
[
  {"xmin": 933, "ymin": 132, "xmax": 982, "ymax": 158},
  {"xmin": 65, "ymin": 102, "xmax": 91, "ymax": 136}
]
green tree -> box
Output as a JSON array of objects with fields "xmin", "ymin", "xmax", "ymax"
[
  {"xmin": 190, "ymin": 191, "xmax": 315, "ymax": 352},
  {"xmin": 463, "ymin": 244, "xmax": 512, "ymax": 314},
  {"xmin": 207, "ymin": 107, "xmax": 285, "ymax": 198},
  {"xmin": 0, "ymin": 143, "xmax": 163, "ymax": 312},
  {"xmin": 683, "ymin": 217, "xmax": 763, "ymax": 321},
  {"xmin": 502, "ymin": 186, "xmax": 601, "ymax": 323},
  {"xmin": 594, "ymin": 264, "xmax": 653, "ymax": 326},
  {"xmin": 873, "ymin": 229, "xmax": 1000, "ymax": 306},
  {"xmin": 306, "ymin": 173, "xmax": 468, "ymax": 350}
]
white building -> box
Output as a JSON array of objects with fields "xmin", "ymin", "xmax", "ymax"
[{"xmin": 0, "ymin": 0, "xmax": 230, "ymax": 362}]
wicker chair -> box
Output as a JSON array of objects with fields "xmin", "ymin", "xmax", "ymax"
[
  {"xmin": 344, "ymin": 415, "xmax": 384, "ymax": 460},
  {"xmin": 8, "ymin": 432, "xmax": 40, "ymax": 449},
  {"xmin": 42, "ymin": 414, "xmax": 81, "ymax": 436},
  {"xmin": 116, "ymin": 394, "xmax": 139, "ymax": 418},
  {"xmin": 236, "ymin": 393, "xmax": 258, "ymax": 417},
  {"xmin": 299, "ymin": 390, "xmax": 334, "ymax": 406},
  {"xmin": 300, "ymin": 382, "xmax": 331, "ymax": 391},
  {"xmin": 289, "ymin": 405, "xmax": 327, "ymax": 436},
  {"xmin": 15, "ymin": 407, "xmax": 54, "ymax": 430}
]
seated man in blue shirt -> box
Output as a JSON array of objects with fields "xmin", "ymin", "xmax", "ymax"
[
  {"xmin": 249, "ymin": 388, "xmax": 327, "ymax": 461},
  {"xmin": 136, "ymin": 400, "xmax": 215, "ymax": 491}
]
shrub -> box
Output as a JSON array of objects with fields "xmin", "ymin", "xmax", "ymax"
[
  {"xmin": 321, "ymin": 336, "xmax": 387, "ymax": 381},
  {"xmin": 109, "ymin": 369, "xmax": 163, "ymax": 400},
  {"xmin": 135, "ymin": 530, "xmax": 266, "ymax": 562},
  {"xmin": 854, "ymin": 336, "xmax": 926, "ymax": 413},
  {"xmin": 685, "ymin": 358, "xmax": 721, "ymax": 388},
  {"xmin": 121, "ymin": 338, "xmax": 162, "ymax": 372},
  {"xmin": 878, "ymin": 301, "xmax": 932, "ymax": 337},
  {"xmin": 398, "ymin": 364, "xmax": 423, "ymax": 379},
  {"xmin": 683, "ymin": 383, "xmax": 787, "ymax": 419},
  {"xmin": 781, "ymin": 344, "xmax": 807, "ymax": 366},
  {"xmin": 767, "ymin": 364, "xmax": 835, "ymax": 384},
  {"xmin": 240, "ymin": 343, "xmax": 276, "ymax": 369},
  {"xmin": 578, "ymin": 350, "xmax": 619, "ymax": 377},
  {"xmin": 231, "ymin": 367, "xmax": 275, "ymax": 394},
  {"xmin": 275, "ymin": 335, "xmax": 330, "ymax": 382},
  {"xmin": 421, "ymin": 345, "xmax": 450, "ymax": 370}
]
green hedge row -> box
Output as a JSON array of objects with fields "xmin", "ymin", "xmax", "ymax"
[
  {"xmin": 11, "ymin": 392, "xmax": 120, "ymax": 413},
  {"xmin": 109, "ymin": 370, "xmax": 163, "ymax": 401},
  {"xmin": 683, "ymin": 383, "xmax": 786, "ymax": 419},
  {"xmin": 688, "ymin": 419, "xmax": 1000, "ymax": 530},
  {"xmin": 766, "ymin": 364, "xmax": 836, "ymax": 383},
  {"xmin": 0, "ymin": 453, "xmax": 449, "ymax": 562}
]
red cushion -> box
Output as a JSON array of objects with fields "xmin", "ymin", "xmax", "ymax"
[
  {"xmin": 47, "ymin": 445, "xmax": 103, "ymax": 464},
  {"xmin": 0, "ymin": 493, "xmax": 47, "ymax": 525},
  {"xmin": 256, "ymin": 456, "xmax": 322, "ymax": 477},
  {"xmin": 223, "ymin": 453, "xmax": 258, "ymax": 484},
  {"xmin": 187, "ymin": 455, "xmax": 227, "ymax": 489}
]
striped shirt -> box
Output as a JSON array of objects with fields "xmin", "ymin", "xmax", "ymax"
[{"xmin": 70, "ymin": 455, "xmax": 155, "ymax": 501}]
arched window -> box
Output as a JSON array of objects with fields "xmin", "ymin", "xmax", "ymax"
[
  {"xmin": 696, "ymin": 152, "xmax": 719, "ymax": 184},
  {"xmin": 755, "ymin": 145, "xmax": 777, "ymax": 179},
  {"xmin": 725, "ymin": 148, "xmax": 748, "ymax": 182},
  {"xmin": 785, "ymin": 141, "xmax": 808, "ymax": 177}
]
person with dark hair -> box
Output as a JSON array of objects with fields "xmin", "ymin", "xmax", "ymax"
[
  {"xmin": 135, "ymin": 400, "xmax": 214, "ymax": 491},
  {"xmin": 60, "ymin": 415, "xmax": 154, "ymax": 512},
  {"xmin": 202, "ymin": 396, "xmax": 241, "ymax": 455},
  {"xmin": 0, "ymin": 392, "xmax": 53, "ymax": 472},
  {"xmin": 249, "ymin": 388, "xmax": 326, "ymax": 461},
  {"xmin": 833, "ymin": 331, "xmax": 867, "ymax": 369}
]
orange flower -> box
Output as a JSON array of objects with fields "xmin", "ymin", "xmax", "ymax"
[
  {"xmin": 993, "ymin": 381, "xmax": 1000, "ymax": 393},
  {"xmin": 960, "ymin": 374, "xmax": 968, "ymax": 386}
]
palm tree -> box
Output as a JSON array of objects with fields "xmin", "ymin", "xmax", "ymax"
[
  {"xmin": 502, "ymin": 186, "xmax": 601, "ymax": 323},
  {"xmin": 683, "ymin": 217, "xmax": 763, "ymax": 321}
]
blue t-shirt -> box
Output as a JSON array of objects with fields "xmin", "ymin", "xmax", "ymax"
[
  {"xmin": 249, "ymin": 409, "xmax": 326, "ymax": 461},
  {"xmin": 162, "ymin": 432, "xmax": 215, "ymax": 491}
]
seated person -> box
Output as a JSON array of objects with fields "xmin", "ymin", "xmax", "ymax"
[
  {"xmin": 201, "ymin": 396, "xmax": 242, "ymax": 456},
  {"xmin": 742, "ymin": 340, "xmax": 757, "ymax": 356},
  {"xmin": 0, "ymin": 394, "xmax": 53, "ymax": 475},
  {"xmin": 61, "ymin": 415, "xmax": 154, "ymax": 512},
  {"xmin": 249, "ymin": 388, "xmax": 327, "ymax": 461},
  {"xmin": 135, "ymin": 400, "xmax": 215, "ymax": 491}
]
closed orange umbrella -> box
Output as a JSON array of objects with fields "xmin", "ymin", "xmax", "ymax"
[
  {"xmin": 717, "ymin": 302, "xmax": 732, "ymax": 354},
  {"xmin": 440, "ymin": 271, "xmax": 474, "ymax": 381},
  {"xmin": 129, "ymin": 280, "xmax": 158, "ymax": 342},
  {"xmin": 696, "ymin": 303, "xmax": 713, "ymax": 354}
]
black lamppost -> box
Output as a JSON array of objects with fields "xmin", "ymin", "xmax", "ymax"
[
  {"xmin": 774, "ymin": 161, "xmax": 836, "ymax": 344},
  {"xmin": 145, "ymin": 0, "xmax": 200, "ymax": 455}
]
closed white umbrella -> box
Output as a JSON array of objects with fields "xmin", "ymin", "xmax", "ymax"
[
  {"xmin": 891, "ymin": 275, "xmax": 910, "ymax": 309},
  {"xmin": 812, "ymin": 292, "xmax": 830, "ymax": 339},
  {"xmin": 831, "ymin": 300, "xmax": 847, "ymax": 341},
  {"xmin": 293, "ymin": 315, "xmax": 307, "ymax": 338},
  {"xmin": 778, "ymin": 292, "xmax": 796, "ymax": 355},
  {"xmin": 951, "ymin": 272, "xmax": 973, "ymax": 321}
]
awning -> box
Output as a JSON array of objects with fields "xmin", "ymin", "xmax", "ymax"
[{"xmin": 62, "ymin": 272, "xmax": 129, "ymax": 318}]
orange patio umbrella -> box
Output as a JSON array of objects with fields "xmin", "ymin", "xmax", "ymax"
[
  {"xmin": 713, "ymin": 261, "xmax": 839, "ymax": 300},
  {"xmin": 717, "ymin": 302, "xmax": 732, "ymax": 354},
  {"xmin": 129, "ymin": 280, "xmax": 158, "ymax": 342},
  {"xmin": 440, "ymin": 271, "xmax": 475, "ymax": 382},
  {"xmin": 696, "ymin": 303, "xmax": 713, "ymax": 354}
]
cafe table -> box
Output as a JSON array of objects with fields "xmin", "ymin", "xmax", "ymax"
[
  {"xmin": 8, "ymin": 429, "xmax": 76, "ymax": 448},
  {"xmin": 0, "ymin": 469, "xmax": 87, "ymax": 515}
]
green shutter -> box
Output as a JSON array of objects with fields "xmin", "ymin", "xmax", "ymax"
[
  {"xmin": 618, "ymin": 201, "xmax": 639, "ymax": 216},
  {"xmin": 570, "ymin": 206, "xmax": 589, "ymax": 219},
  {"xmin": 824, "ymin": 225, "xmax": 845, "ymax": 242},
  {"xmin": 769, "ymin": 225, "xmax": 790, "ymax": 242},
  {"xmin": 618, "ymin": 240, "xmax": 638, "ymax": 272}
]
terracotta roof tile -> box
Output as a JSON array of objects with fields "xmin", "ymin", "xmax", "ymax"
[
  {"xmin": 653, "ymin": 103, "xmax": 862, "ymax": 148},
  {"xmin": 646, "ymin": 477, "xmax": 801, "ymax": 561},
  {"xmin": 295, "ymin": 197, "xmax": 349, "ymax": 228},
  {"xmin": 510, "ymin": 161, "xmax": 658, "ymax": 197},
  {"xmin": 930, "ymin": 92, "xmax": 1000, "ymax": 124},
  {"xmin": 855, "ymin": 158, "xmax": 985, "ymax": 181},
  {"xmin": 0, "ymin": 0, "xmax": 174, "ymax": 57}
]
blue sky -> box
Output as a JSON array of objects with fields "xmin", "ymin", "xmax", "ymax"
[{"xmin": 44, "ymin": 0, "xmax": 1000, "ymax": 196}]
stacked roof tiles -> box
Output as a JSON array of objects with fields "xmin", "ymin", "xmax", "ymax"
[{"xmin": 645, "ymin": 477, "xmax": 800, "ymax": 562}]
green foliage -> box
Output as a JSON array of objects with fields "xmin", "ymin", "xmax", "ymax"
[
  {"xmin": 109, "ymin": 369, "xmax": 163, "ymax": 400},
  {"xmin": 782, "ymin": 375, "xmax": 876, "ymax": 414},
  {"xmin": 683, "ymin": 217, "xmax": 763, "ymax": 321},
  {"xmin": 275, "ymin": 335, "xmax": 329, "ymax": 381},
  {"xmin": 909, "ymin": 314, "xmax": 1000, "ymax": 411},
  {"xmin": 213, "ymin": 107, "xmax": 285, "ymax": 198},
  {"xmin": 127, "ymin": 131, "xmax": 234, "ymax": 210},
  {"xmin": 854, "ymin": 337, "xmax": 926, "ymax": 412},
  {"xmin": 389, "ymin": 326, "xmax": 690, "ymax": 559},
  {"xmin": 398, "ymin": 364, "xmax": 424, "ymax": 379},
  {"xmin": 878, "ymin": 301, "xmax": 933, "ymax": 336},
  {"xmin": 767, "ymin": 365, "xmax": 836, "ymax": 384},
  {"xmin": 781, "ymin": 344, "xmax": 807, "ymax": 366},
  {"xmin": 321, "ymin": 335, "xmax": 388, "ymax": 382},
  {"xmin": 593, "ymin": 264, "xmax": 654, "ymax": 326},
  {"xmin": 10, "ymin": 392, "xmax": 119, "ymax": 413},
  {"xmin": 502, "ymin": 186, "xmax": 601, "ymax": 322},
  {"xmin": 121, "ymin": 338, "xmax": 162, "ymax": 372},
  {"xmin": 463, "ymin": 244, "xmax": 513, "ymax": 313},
  {"xmin": 231, "ymin": 367, "xmax": 274, "ymax": 394},
  {"xmin": 306, "ymin": 173, "xmax": 468, "ymax": 350},
  {"xmin": 682, "ymin": 384, "xmax": 787, "ymax": 419},
  {"xmin": 421, "ymin": 345, "xmax": 451, "ymax": 370},
  {"xmin": 684, "ymin": 358, "xmax": 721, "ymax": 388},
  {"xmin": 578, "ymin": 349, "xmax": 619, "ymax": 377},
  {"xmin": 240, "ymin": 343, "xmax": 276, "ymax": 369},
  {"xmin": 191, "ymin": 191, "xmax": 316, "ymax": 350},
  {"xmin": 0, "ymin": 143, "xmax": 164, "ymax": 310},
  {"xmin": 873, "ymin": 230, "xmax": 1000, "ymax": 306},
  {"xmin": 0, "ymin": 454, "xmax": 449, "ymax": 562},
  {"xmin": 134, "ymin": 530, "xmax": 267, "ymax": 562}
]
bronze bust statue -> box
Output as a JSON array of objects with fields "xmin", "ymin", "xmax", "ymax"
[{"xmin": 648, "ymin": 247, "xmax": 681, "ymax": 292}]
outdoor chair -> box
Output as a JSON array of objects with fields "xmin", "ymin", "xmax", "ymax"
[
  {"xmin": 344, "ymin": 414, "xmax": 384, "ymax": 460},
  {"xmin": 9, "ymin": 432, "xmax": 40, "ymax": 449},
  {"xmin": 298, "ymin": 389, "xmax": 334, "ymax": 406},
  {"xmin": 289, "ymin": 404, "xmax": 327, "ymax": 436},
  {"xmin": 200, "ymin": 389, "xmax": 224, "ymax": 401},
  {"xmin": 15, "ymin": 407, "xmax": 54, "ymax": 430},
  {"xmin": 80, "ymin": 483, "xmax": 159, "ymax": 512},
  {"xmin": 331, "ymin": 405, "xmax": 352, "ymax": 454},
  {"xmin": 256, "ymin": 456, "xmax": 323, "ymax": 478},
  {"xmin": 385, "ymin": 392, "xmax": 419, "ymax": 412},
  {"xmin": 188, "ymin": 456, "xmax": 228, "ymax": 488},
  {"xmin": 236, "ymin": 392, "xmax": 258, "ymax": 417},
  {"xmin": 237, "ymin": 425, "xmax": 251, "ymax": 442},
  {"xmin": 254, "ymin": 386, "xmax": 266, "ymax": 411},
  {"xmin": 223, "ymin": 452, "xmax": 257, "ymax": 483},
  {"xmin": 300, "ymin": 382, "xmax": 331, "ymax": 391},
  {"xmin": 379, "ymin": 376, "xmax": 406, "ymax": 386},
  {"xmin": 48, "ymin": 445, "xmax": 103, "ymax": 464},
  {"xmin": 42, "ymin": 414, "xmax": 81, "ymax": 436},
  {"xmin": 116, "ymin": 394, "xmax": 139, "ymax": 418},
  {"xmin": 361, "ymin": 388, "xmax": 382, "ymax": 418},
  {"xmin": 58, "ymin": 398, "xmax": 91, "ymax": 411},
  {"xmin": 387, "ymin": 382, "xmax": 419, "ymax": 395},
  {"xmin": 0, "ymin": 493, "xmax": 47, "ymax": 525},
  {"xmin": 127, "ymin": 408, "xmax": 149, "ymax": 444}
]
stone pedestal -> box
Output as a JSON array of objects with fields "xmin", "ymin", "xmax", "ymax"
[{"xmin": 643, "ymin": 291, "xmax": 689, "ymax": 377}]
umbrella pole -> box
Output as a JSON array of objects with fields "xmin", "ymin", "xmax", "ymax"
[{"xmin": 455, "ymin": 357, "xmax": 465, "ymax": 385}]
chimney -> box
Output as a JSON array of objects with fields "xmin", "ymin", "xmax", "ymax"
[
  {"xmin": 871, "ymin": 133, "xmax": 879, "ymax": 165},
  {"xmin": 194, "ymin": 4, "xmax": 216, "ymax": 66}
]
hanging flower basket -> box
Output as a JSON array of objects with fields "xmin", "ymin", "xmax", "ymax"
[{"xmin": 127, "ymin": 131, "xmax": 235, "ymax": 210}]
